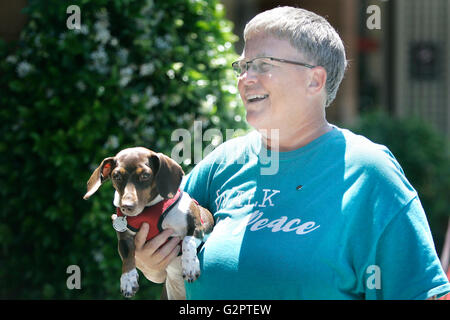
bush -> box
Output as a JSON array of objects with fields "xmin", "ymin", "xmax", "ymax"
[
  {"xmin": 350, "ymin": 111, "xmax": 450, "ymax": 254},
  {"xmin": 0, "ymin": 0, "xmax": 246, "ymax": 299}
]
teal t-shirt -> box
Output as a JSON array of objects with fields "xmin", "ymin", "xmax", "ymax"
[{"xmin": 181, "ymin": 126, "xmax": 450, "ymax": 299}]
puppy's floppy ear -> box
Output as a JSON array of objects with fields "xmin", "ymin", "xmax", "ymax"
[
  {"xmin": 149, "ymin": 153, "xmax": 184, "ymax": 199},
  {"xmin": 83, "ymin": 157, "xmax": 116, "ymax": 200}
]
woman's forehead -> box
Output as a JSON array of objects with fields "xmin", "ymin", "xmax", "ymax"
[{"xmin": 242, "ymin": 35, "xmax": 300, "ymax": 60}]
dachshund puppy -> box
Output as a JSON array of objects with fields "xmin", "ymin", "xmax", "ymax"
[{"xmin": 83, "ymin": 147, "xmax": 214, "ymax": 299}]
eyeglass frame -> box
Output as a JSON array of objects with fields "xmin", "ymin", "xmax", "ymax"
[{"xmin": 231, "ymin": 56, "xmax": 316, "ymax": 76}]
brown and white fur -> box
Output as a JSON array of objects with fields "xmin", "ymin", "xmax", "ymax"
[{"xmin": 83, "ymin": 147, "xmax": 214, "ymax": 299}]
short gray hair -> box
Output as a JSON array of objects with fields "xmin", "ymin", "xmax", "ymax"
[{"xmin": 243, "ymin": 6, "xmax": 347, "ymax": 107}]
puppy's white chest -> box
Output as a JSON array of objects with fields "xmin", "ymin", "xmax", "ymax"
[{"xmin": 161, "ymin": 192, "xmax": 192, "ymax": 237}]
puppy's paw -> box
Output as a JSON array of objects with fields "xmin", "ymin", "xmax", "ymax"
[
  {"xmin": 182, "ymin": 255, "xmax": 200, "ymax": 283},
  {"xmin": 181, "ymin": 236, "xmax": 201, "ymax": 283},
  {"xmin": 120, "ymin": 268, "xmax": 139, "ymax": 298}
]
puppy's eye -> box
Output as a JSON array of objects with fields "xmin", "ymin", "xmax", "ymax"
[
  {"xmin": 112, "ymin": 173, "xmax": 122, "ymax": 181},
  {"xmin": 140, "ymin": 173, "xmax": 151, "ymax": 181}
]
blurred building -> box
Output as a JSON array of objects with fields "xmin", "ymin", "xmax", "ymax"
[
  {"xmin": 0, "ymin": 0, "xmax": 27, "ymax": 42},
  {"xmin": 223, "ymin": 0, "xmax": 450, "ymax": 140}
]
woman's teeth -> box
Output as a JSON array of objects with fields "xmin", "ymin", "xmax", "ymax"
[{"xmin": 247, "ymin": 94, "xmax": 269, "ymax": 103}]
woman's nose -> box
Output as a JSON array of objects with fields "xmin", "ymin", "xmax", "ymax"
[{"xmin": 239, "ymin": 68, "xmax": 258, "ymax": 86}]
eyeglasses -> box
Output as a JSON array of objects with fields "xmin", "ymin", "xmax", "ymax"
[{"xmin": 231, "ymin": 56, "xmax": 316, "ymax": 76}]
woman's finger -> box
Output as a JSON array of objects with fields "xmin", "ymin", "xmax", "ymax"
[
  {"xmin": 142, "ymin": 228, "xmax": 176, "ymax": 254},
  {"xmin": 134, "ymin": 222, "xmax": 150, "ymax": 250}
]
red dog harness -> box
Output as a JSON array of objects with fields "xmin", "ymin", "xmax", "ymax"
[{"xmin": 115, "ymin": 190, "xmax": 183, "ymax": 241}]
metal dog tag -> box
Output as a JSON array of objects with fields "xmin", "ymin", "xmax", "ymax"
[{"xmin": 113, "ymin": 216, "xmax": 128, "ymax": 233}]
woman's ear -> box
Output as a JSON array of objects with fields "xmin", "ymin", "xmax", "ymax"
[{"xmin": 307, "ymin": 66, "xmax": 327, "ymax": 94}]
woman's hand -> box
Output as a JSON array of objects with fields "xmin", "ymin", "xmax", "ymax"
[{"xmin": 134, "ymin": 223, "xmax": 181, "ymax": 283}]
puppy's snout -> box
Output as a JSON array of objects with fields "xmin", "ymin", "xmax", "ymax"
[
  {"xmin": 121, "ymin": 193, "xmax": 137, "ymax": 214},
  {"xmin": 120, "ymin": 183, "xmax": 138, "ymax": 215},
  {"xmin": 120, "ymin": 202, "xmax": 136, "ymax": 214}
]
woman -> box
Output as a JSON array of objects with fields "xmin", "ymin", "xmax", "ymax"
[{"xmin": 134, "ymin": 6, "xmax": 450, "ymax": 300}]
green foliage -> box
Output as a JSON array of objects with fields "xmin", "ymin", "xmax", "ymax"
[
  {"xmin": 0, "ymin": 0, "xmax": 246, "ymax": 299},
  {"xmin": 350, "ymin": 111, "xmax": 450, "ymax": 253}
]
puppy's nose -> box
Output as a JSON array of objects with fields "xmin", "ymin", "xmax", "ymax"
[{"xmin": 121, "ymin": 203, "xmax": 136, "ymax": 214}]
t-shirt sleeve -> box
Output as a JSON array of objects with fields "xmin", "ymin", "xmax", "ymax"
[
  {"xmin": 180, "ymin": 145, "xmax": 224, "ymax": 212},
  {"xmin": 180, "ymin": 163, "xmax": 211, "ymax": 210},
  {"xmin": 180, "ymin": 132, "xmax": 255, "ymax": 215},
  {"xmin": 365, "ymin": 196, "xmax": 450, "ymax": 299}
]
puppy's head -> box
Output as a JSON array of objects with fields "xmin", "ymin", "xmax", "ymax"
[{"xmin": 83, "ymin": 147, "xmax": 184, "ymax": 216}]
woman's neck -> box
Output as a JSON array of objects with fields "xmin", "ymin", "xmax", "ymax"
[{"xmin": 261, "ymin": 120, "xmax": 333, "ymax": 152}]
